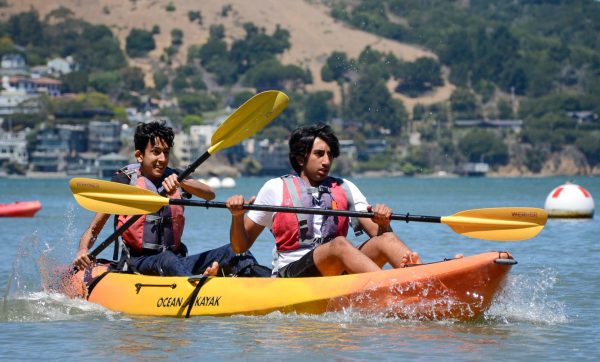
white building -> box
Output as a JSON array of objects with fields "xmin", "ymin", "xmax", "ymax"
[
  {"xmin": 7, "ymin": 75, "xmax": 61, "ymax": 97},
  {"xmin": 173, "ymin": 132, "xmax": 203, "ymax": 167},
  {"xmin": 189, "ymin": 124, "xmax": 217, "ymax": 148},
  {"xmin": 0, "ymin": 54, "xmax": 27, "ymax": 75},
  {"xmin": 0, "ymin": 130, "xmax": 28, "ymax": 166},
  {"xmin": 47, "ymin": 56, "xmax": 77, "ymax": 75}
]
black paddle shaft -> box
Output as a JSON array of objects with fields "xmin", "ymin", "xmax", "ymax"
[
  {"xmin": 88, "ymin": 152, "xmax": 211, "ymax": 259},
  {"xmin": 169, "ymin": 199, "xmax": 443, "ymax": 224}
]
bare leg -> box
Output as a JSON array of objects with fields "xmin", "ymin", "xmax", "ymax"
[
  {"xmin": 313, "ymin": 237, "xmax": 380, "ymax": 276},
  {"xmin": 359, "ymin": 232, "xmax": 421, "ymax": 268},
  {"xmin": 401, "ymin": 252, "xmax": 423, "ymax": 267}
]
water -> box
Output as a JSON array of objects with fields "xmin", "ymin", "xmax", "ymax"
[{"xmin": 1, "ymin": 176, "xmax": 598, "ymax": 360}]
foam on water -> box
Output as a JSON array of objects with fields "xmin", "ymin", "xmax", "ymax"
[
  {"xmin": 1, "ymin": 205, "xmax": 120, "ymax": 322},
  {"xmin": 484, "ymin": 269, "xmax": 568, "ymax": 325},
  {"xmin": 1, "ymin": 291, "xmax": 119, "ymax": 322}
]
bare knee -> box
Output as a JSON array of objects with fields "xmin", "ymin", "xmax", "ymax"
[
  {"xmin": 378, "ymin": 232, "xmax": 398, "ymax": 244},
  {"xmin": 328, "ymin": 237, "xmax": 354, "ymax": 255}
]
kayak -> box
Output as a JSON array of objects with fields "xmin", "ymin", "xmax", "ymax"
[
  {"xmin": 61, "ymin": 251, "xmax": 515, "ymax": 321},
  {"xmin": 0, "ymin": 200, "xmax": 42, "ymax": 217}
]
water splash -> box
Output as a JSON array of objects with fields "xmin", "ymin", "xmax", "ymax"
[
  {"xmin": 1, "ymin": 204, "xmax": 115, "ymax": 322},
  {"xmin": 1, "ymin": 291, "xmax": 118, "ymax": 322},
  {"xmin": 484, "ymin": 269, "xmax": 568, "ymax": 325}
]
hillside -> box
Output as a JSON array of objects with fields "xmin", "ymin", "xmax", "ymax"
[{"xmin": 0, "ymin": 0, "xmax": 453, "ymax": 110}]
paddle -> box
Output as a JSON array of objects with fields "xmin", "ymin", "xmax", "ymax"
[
  {"xmin": 81, "ymin": 90, "xmax": 289, "ymax": 261},
  {"xmin": 70, "ymin": 178, "xmax": 548, "ymax": 242}
]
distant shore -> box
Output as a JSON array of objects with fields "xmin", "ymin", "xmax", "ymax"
[{"xmin": 3, "ymin": 170, "xmax": 598, "ymax": 180}]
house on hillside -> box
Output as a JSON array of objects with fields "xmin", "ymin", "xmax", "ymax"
[
  {"xmin": 567, "ymin": 111, "xmax": 599, "ymax": 125},
  {"xmin": 30, "ymin": 125, "xmax": 87, "ymax": 172},
  {"xmin": 98, "ymin": 153, "xmax": 129, "ymax": 178},
  {"xmin": 31, "ymin": 122, "xmax": 124, "ymax": 173},
  {"xmin": 190, "ymin": 124, "xmax": 217, "ymax": 148},
  {"xmin": 339, "ymin": 139, "xmax": 357, "ymax": 159},
  {"xmin": 88, "ymin": 121, "xmax": 121, "ymax": 154},
  {"xmin": 173, "ymin": 131, "xmax": 203, "ymax": 166},
  {"xmin": 0, "ymin": 91, "xmax": 39, "ymax": 115},
  {"xmin": 454, "ymin": 119, "xmax": 523, "ymax": 132},
  {"xmin": 47, "ymin": 56, "xmax": 78, "ymax": 76},
  {"xmin": 0, "ymin": 130, "xmax": 28, "ymax": 167},
  {"xmin": 0, "ymin": 54, "xmax": 28, "ymax": 76},
  {"xmin": 7, "ymin": 75, "xmax": 61, "ymax": 97},
  {"xmin": 254, "ymin": 139, "xmax": 290, "ymax": 175},
  {"xmin": 0, "ymin": 75, "xmax": 41, "ymax": 115}
]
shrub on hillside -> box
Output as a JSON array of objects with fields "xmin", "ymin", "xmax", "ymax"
[{"xmin": 126, "ymin": 28, "xmax": 155, "ymax": 57}]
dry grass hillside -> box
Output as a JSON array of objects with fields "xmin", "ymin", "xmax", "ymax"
[{"xmin": 1, "ymin": 0, "xmax": 454, "ymax": 110}]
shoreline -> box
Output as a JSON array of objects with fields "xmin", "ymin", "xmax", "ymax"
[{"xmin": 2, "ymin": 171, "xmax": 598, "ymax": 179}]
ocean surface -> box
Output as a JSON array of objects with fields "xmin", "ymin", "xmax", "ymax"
[{"xmin": 0, "ymin": 175, "xmax": 598, "ymax": 360}]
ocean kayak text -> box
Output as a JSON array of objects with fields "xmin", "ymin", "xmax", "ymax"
[{"xmin": 156, "ymin": 296, "xmax": 221, "ymax": 308}]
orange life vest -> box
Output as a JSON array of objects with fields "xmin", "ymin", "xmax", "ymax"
[
  {"xmin": 116, "ymin": 165, "xmax": 185, "ymax": 255},
  {"xmin": 271, "ymin": 175, "xmax": 360, "ymax": 252}
]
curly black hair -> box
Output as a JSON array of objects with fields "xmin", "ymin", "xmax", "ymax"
[
  {"xmin": 134, "ymin": 121, "xmax": 175, "ymax": 152},
  {"xmin": 288, "ymin": 123, "xmax": 340, "ymax": 173}
]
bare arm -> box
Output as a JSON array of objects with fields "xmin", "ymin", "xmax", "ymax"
[
  {"xmin": 73, "ymin": 212, "xmax": 111, "ymax": 269},
  {"xmin": 226, "ymin": 195, "xmax": 265, "ymax": 254},
  {"xmin": 180, "ymin": 178, "xmax": 215, "ymax": 200},
  {"xmin": 358, "ymin": 204, "xmax": 393, "ymax": 238},
  {"xmin": 162, "ymin": 173, "xmax": 215, "ymax": 200}
]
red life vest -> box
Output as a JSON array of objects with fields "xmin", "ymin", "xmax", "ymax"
[
  {"xmin": 116, "ymin": 165, "xmax": 185, "ymax": 255},
  {"xmin": 271, "ymin": 175, "xmax": 360, "ymax": 252}
]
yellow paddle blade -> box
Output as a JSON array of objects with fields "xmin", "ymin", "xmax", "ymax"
[
  {"xmin": 441, "ymin": 207, "xmax": 547, "ymax": 241},
  {"xmin": 208, "ymin": 90, "xmax": 289, "ymax": 154},
  {"xmin": 70, "ymin": 178, "xmax": 168, "ymax": 215}
]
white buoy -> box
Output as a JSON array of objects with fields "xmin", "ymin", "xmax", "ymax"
[
  {"xmin": 544, "ymin": 182, "xmax": 595, "ymax": 218},
  {"xmin": 221, "ymin": 177, "xmax": 236, "ymax": 188},
  {"xmin": 206, "ymin": 176, "xmax": 221, "ymax": 189}
]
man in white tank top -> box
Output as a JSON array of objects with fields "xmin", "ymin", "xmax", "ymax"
[{"xmin": 226, "ymin": 124, "xmax": 422, "ymax": 277}]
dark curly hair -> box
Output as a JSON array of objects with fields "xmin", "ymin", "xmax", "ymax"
[
  {"xmin": 134, "ymin": 121, "xmax": 175, "ymax": 152},
  {"xmin": 288, "ymin": 123, "xmax": 340, "ymax": 173}
]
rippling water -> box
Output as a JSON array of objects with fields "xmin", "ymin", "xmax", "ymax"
[{"xmin": 1, "ymin": 176, "xmax": 598, "ymax": 360}]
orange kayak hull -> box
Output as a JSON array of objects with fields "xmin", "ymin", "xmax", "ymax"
[
  {"xmin": 61, "ymin": 251, "xmax": 514, "ymax": 321},
  {"xmin": 0, "ymin": 200, "xmax": 41, "ymax": 217}
]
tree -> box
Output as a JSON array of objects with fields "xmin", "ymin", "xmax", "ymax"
[
  {"xmin": 89, "ymin": 71, "xmax": 121, "ymax": 94},
  {"xmin": 231, "ymin": 91, "xmax": 254, "ymax": 108},
  {"xmin": 450, "ymin": 88, "xmax": 478, "ymax": 118},
  {"xmin": 575, "ymin": 133, "xmax": 600, "ymax": 166},
  {"xmin": 60, "ymin": 71, "xmax": 88, "ymax": 93},
  {"xmin": 243, "ymin": 59, "xmax": 311, "ymax": 91},
  {"xmin": 177, "ymin": 92, "xmax": 219, "ymax": 115},
  {"xmin": 121, "ymin": 67, "xmax": 145, "ymax": 92},
  {"xmin": 230, "ymin": 23, "xmax": 290, "ymax": 73},
  {"xmin": 171, "ymin": 28, "xmax": 183, "ymax": 46},
  {"xmin": 458, "ymin": 129, "xmax": 508, "ymax": 165},
  {"xmin": 188, "ymin": 11, "xmax": 202, "ymax": 23},
  {"xmin": 182, "ymin": 115, "xmax": 203, "ymax": 130},
  {"xmin": 321, "ymin": 51, "xmax": 352, "ymax": 114},
  {"xmin": 8, "ymin": 11, "xmax": 43, "ymax": 46},
  {"xmin": 395, "ymin": 57, "xmax": 443, "ymax": 97},
  {"xmin": 497, "ymin": 99, "xmax": 514, "ymax": 119},
  {"xmin": 126, "ymin": 28, "xmax": 155, "ymax": 57},
  {"xmin": 305, "ymin": 91, "xmax": 334, "ymax": 123},
  {"xmin": 347, "ymin": 70, "xmax": 407, "ymax": 136},
  {"xmin": 321, "ymin": 51, "xmax": 350, "ymax": 82},
  {"xmin": 209, "ymin": 24, "xmax": 225, "ymax": 39},
  {"xmin": 153, "ymin": 71, "xmax": 169, "ymax": 91}
]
